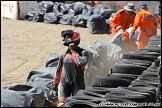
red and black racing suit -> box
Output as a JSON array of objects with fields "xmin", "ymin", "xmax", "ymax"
[{"xmin": 53, "ymin": 46, "xmax": 88, "ymax": 103}]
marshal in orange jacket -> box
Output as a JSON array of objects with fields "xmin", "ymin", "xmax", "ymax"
[
  {"xmin": 109, "ymin": 9, "xmax": 136, "ymax": 38},
  {"xmin": 131, "ymin": 9, "xmax": 157, "ymax": 50}
]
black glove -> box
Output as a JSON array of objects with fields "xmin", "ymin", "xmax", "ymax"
[{"xmin": 51, "ymin": 83, "xmax": 58, "ymax": 91}]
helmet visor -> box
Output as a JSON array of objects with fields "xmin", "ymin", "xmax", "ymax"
[{"xmin": 61, "ymin": 30, "xmax": 74, "ymax": 38}]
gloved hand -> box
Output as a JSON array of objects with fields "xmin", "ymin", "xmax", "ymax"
[
  {"xmin": 50, "ymin": 90, "xmax": 58, "ymax": 97},
  {"xmin": 51, "ymin": 83, "xmax": 58, "ymax": 91},
  {"xmin": 129, "ymin": 32, "xmax": 135, "ymax": 39}
]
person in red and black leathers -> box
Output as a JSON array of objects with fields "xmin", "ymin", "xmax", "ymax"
[{"xmin": 51, "ymin": 29, "xmax": 88, "ymax": 107}]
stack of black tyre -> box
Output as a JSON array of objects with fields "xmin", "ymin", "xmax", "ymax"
[
  {"xmin": 63, "ymin": 35, "xmax": 161, "ymax": 107},
  {"xmin": 1, "ymin": 35, "xmax": 161, "ymax": 107},
  {"xmin": 25, "ymin": 1, "xmax": 116, "ymax": 34},
  {"xmin": 1, "ymin": 67, "xmax": 58, "ymax": 107}
]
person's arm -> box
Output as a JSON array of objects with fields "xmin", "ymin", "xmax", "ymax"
[
  {"xmin": 110, "ymin": 12, "xmax": 121, "ymax": 29},
  {"xmin": 131, "ymin": 13, "xmax": 141, "ymax": 33},
  {"xmin": 75, "ymin": 50, "xmax": 88, "ymax": 67},
  {"xmin": 53, "ymin": 52, "xmax": 64, "ymax": 85}
]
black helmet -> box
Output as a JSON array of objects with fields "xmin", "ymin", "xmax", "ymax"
[{"xmin": 61, "ymin": 30, "xmax": 80, "ymax": 46}]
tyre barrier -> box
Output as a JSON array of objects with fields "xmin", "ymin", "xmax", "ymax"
[
  {"xmin": 92, "ymin": 75, "xmax": 131, "ymax": 88},
  {"xmin": 111, "ymin": 63, "xmax": 147, "ymax": 75},
  {"xmin": 104, "ymin": 91, "xmax": 147, "ymax": 103},
  {"xmin": 133, "ymin": 51, "xmax": 161, "ymax": 57},
  {"xmin": 117, "ymin": 87, "xmax": 157, "ymax": 103},
  {"xmin": 142, "ymin": 71, "xmax": 158, "ymax": 75},
  {"xmin": 45, "ymin": 53, "xmax": 60, "ymax": 67},
  {"xmin": 146, "ymin": 67, "xmax": 159, "ymax": 72},
  {"xmin": 109, "ymin": 88, "xmax": 152, "ymax": 102},
  {"xmin": 26, "ymin": 67, "xmax": 56, "ymax": 82},
  {"xmin": 128, "ymin": 83, "xmax": 158, "ymax": 91},
  {"xmin": 111, "ymin": 73, "xmax": 139, "ymax": 78},
  {"xmin": 1, "ymin": 84, "xmax": 46, "ymax": 107},
  {"xmin": 99, "ymin": 98, "xmax": 136, "ymax": 107},
  {"xmin": 130, "ymin": 80, "xmax": 158, "ymax": 88},
  {"xmin": 26, "ymin": 67, "xmax": 57, "ymax": 106},
  {"xmin": 108, "ymin": 74, "xmax": 136, "ymax": 81},
  {"xmin": 26, "ymin": 1, "xmax": 114, "ymax": 34},
  {"xmin": 75, "ymin": 90, "xmax": 104, "ymax": 98},
  {"xmin": 136, "ymin": 74, "xmax": 158, "ymax": 81},
  {"xmin": 138, "ymin": 46, "xmax": 161, "ymax": 53},
  {"xmin": 148, "ymin": 41, "xmax": 161, "ymax": 46},
  {"xmin": 65, "ymin": 95, "xmax": 105, "ymax": 104},
  {"xmin": 118, "ymin": 60, "xmax": 150, "ymax": 67},
  {"xmin": 86, "ymin": 87, "xmax": 116, "ymax": 95},
  {"xmin": 122, "ymin": 53, "xmax": 157, "ymax": 62},
  {"xmin": 2, "ymin": 34, "xmax": 160, "ymax": 107},
  {"xmin": 120, "ymin": 58, "xmax": 152, "ymax": 65},
  {"xmin": 149, "ymin": 36, "xmax": 161, "ymax": 41},
  {"xmin": 63, "ymin": 100, "xmax": 99, "ymax": 107}
]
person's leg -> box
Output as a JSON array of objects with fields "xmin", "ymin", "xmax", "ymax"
[
  {"xmin": 72, "ymin": 74, "xmax": 85, "ymax": 96},
  {"xmin": 137, "ymin": 32, "xmax": 149, "ymax": 50},
  {"xmin": 58, "ymin": 82, "xmax": 71, "ymax": 103}
]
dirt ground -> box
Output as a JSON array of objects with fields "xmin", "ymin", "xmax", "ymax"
[{"xmin": 1, "ymin": 18, "xmax": 111, "ymax": 88}]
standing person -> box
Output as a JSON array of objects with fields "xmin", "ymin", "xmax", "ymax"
[
  {"xmin": 129, "ymin": 2, "xmax": 157, "ymax": 50},
  {"xmin": 51, "ymin": 29, "xmax": 88, "ymax": 107},
  {"xmin": 109, "ymin": 3, "xmax": 136, "ymax": 38}
]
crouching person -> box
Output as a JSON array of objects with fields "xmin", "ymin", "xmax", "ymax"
[{"xmin": 121, "ymin": 27, "xmax": 139, "ymax": 52}]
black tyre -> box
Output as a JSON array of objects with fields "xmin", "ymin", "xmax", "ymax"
[
  {"xmin": 75, "ymin": 90, "xmax": 104, "ymax": 98},
  {"xmin": 148, "ymin": 41, "xmax": 161, "ymax": 46},
  {"xmin": 142, "ymin": 71, "xmax": 158, "ymax": 75},
  {"xmin": 110, "ymin": 88, "xmax": 152, "ymax": 102},
  {"xmin": 66, "ymin": 96, "xmax": 105, "ymax": 104},
  {"xmin": 131, "ymin": 80, "xmax": 158, "ymax": 87},
  {"xmin": 149, "ymin": 36, "xmax": 161, "ymax": 41},
  {"xmin": 118, "ymin": 60, "xmax": 150, "ymax": 67},
  {"xmin": 86, "ymin": 87, "xmax": 116, "ymax": 95},
  {"xmin": 117, "ymin": 87, "xmax": 157, "ymax": 102},
  {"xmin": 129, "ymin": 83, "xmax": 158, "ymax": 91},
  {"xmin": 45, "ymin": 53, "xmax": 60, "ymax": 67},
  {"xmin": 1, "ymin": 84, "xmax": 45, "ymax": 107},
  {"xmin": 26, "ymin": 67, "xmax": 56, "ymax": 101},
  {"xmin": 122, "ymin": 53, "xmax": 157, "ymax": 62},
  {"xmin": 120, "ymin": 58, "xmax": 152, "ymax": 65},
  {"xmin": 138, "ymin": 46, "xmax": 161, "ymax": 53},
  {"xmin": 112, "ymin": 63, "xmax": 147, "ymax": 75},
  {"xmin": 146, "ymin": 67, "xmax": 158, "ymax": 72},
  {"xmin": 92, "ymin": 75, "xmax": 131, "ymax": 88},
  {"xmin": 111, "ymin": 73, "xmax": 139, "ymax": 78},
  {"xmin": 109, "ymin": 74, "xmax": 136, "ymax": 81},
  {"xmin": 134, "ymin": 51, "xmax": 161, "ymax": 57},
  {"xmin": 104, "ymin": 92, "xmax": 147, "ymax": 103},
  {"xmin": 63, "ymin": 100, "xmax": 99, "ymax": 107},
  {"xmin": 137, "ymin": 76, "xmax": 158, "ymax": 81},
  {"xmin": 99, "ymin": 98, "xmax": 135, "ymax": 107},
  {"xmin": 26, "ymin": 67, "xmax": 56, "ymax": 83}
]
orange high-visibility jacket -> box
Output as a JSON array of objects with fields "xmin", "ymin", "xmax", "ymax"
[
  {"xmin": 131, "ymin": 9, "xmax": 157, "ymax": 49},
  {"xmin": 110, "ymin": 9, "xmax": 136, "ymax": 38}
]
